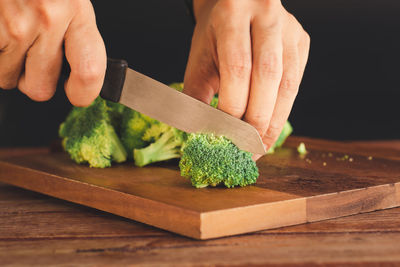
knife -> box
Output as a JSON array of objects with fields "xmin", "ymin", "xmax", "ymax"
[{"xmin": 72, "ymin": 58, "xmax": 266, "ymax": 155}]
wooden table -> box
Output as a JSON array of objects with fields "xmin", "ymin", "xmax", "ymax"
[{"xmin": 1, "ymin": 138, "xmax": 400, "ymax": 266}]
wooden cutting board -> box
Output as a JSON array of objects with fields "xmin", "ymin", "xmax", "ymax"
[{"xmin": 0, "ymin": 137, "xmax": 399, "ymax": 239}]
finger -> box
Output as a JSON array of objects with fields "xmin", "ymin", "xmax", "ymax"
[
  {"xmin": 263, "ymin": 45, "xmax": 300, "ymax": 148},
  {"xmin": 252, "ymin": 153, "xmax": 263, "ymax": 161},
  {"xmin": 18, "ymin": 33, "xmax": 64, "ymax": 101},
  {"xmin": 216, "ymin": 20, "xmax": 252, "ymax": 118},
  {"xmin": 0, "ymin": 47, "xmax": 26, "ymax": 90},
  {"xmin": 183, "ymin": 27, "xmax": 219, "ymax": 104},
  {"xmin": 243, "ymin": 18, "xmax": 283, "ymax": 136},
  {"xmin": 0, "ymin": 15, "xmax": 35, "ymax": 90},
  {"xmin": 298, "ymin": 32, "xmax": 310, "ymax": 80},
  {"xmin": 64, "ymin": 1, "xmax": 106, "ymax": 107}
]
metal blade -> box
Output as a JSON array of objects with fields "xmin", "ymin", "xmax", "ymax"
[{"xmin": 119, "ymin": 68, "xmax": 266, "ymax": 154}]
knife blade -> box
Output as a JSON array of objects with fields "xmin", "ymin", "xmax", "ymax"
[{"xmin": 100, "ymin": 58, "xmax": 266, "ymax": 155}]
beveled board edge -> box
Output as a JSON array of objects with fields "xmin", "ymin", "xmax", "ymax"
[
  {"xmin": 199, "ymin": 183, "xmax": 400, "ymax": 240},
  {"xmin": 200, "ymin": 198, "xmax": 307, "ymax": 239},
  {"xmin": 0, "ymin": 161, "xmax": 202, "ymax": 239},
  {"xmin": 307, "ymin": 183, "xmax": 399, "ymax": 222}
]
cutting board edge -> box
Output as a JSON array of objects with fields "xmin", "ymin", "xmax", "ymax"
[
  {"xmin": 0, "ymin": 160, "xmax": 203, "ymax": 239},
  {"xmin": 307, "ymin": 182, "xmax": 400, "ymax": 222},
  {"xmin": 197, "ymin": 182, "xmax": 400, "ymax": 240},
  {"xmin": 199, "ymin": 197, "xmax": 307, "ymax": 239}
]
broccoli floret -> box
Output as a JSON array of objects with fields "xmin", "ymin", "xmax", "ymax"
[
  {"xmin": 179, "ymin": 133, "xmax": 259, "ymax": 188},
  {"xmin": 267, "ymin": 121, "xmax": 293, "ymax": 154},
  {"xmin": 168, "ymin": 82, "xmax": 184, "ymax": 92},
  {"xmin": 59, "ymin": 98, "xmax": 127, "ymax": 168},
  {"xmin": 120, "ymin": 108, "xmax": 156, "ymax": 155},
  {"xmin": 134, "ymin": 123, "xmax": 186, "ymax": 167},
  {"xmin": 106, "ymin": 101, "xmax": 125, "ymax": 134}
]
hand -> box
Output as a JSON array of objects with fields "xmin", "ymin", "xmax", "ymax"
[
  {"xmin": 184, "ymin": 0, "xmax": 310, "ymax": 154},
  {"xmin": 0, "ymin": 0, "xmax": 106, "ymax": 106}
]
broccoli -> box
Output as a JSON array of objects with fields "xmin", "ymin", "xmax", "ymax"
[
  {"xmin": 122, "ymin": 83, "xmax": 216, "ymax": 167},
  {"xmin": 179, "ymin": 133, "xmax": 259, "ymax": 188},
  {"xmin": 168, "ymin": 82, "xmax": 184, "ymax": 92},
  {"xmin": 120, "ymin": 108, "xmax": 156, "ymax": 155},
  {"xmin": 134, "ymin": 122, "xmax": 186, "ymax": 167},
  {"xmin": 59, "ymin": 98, "xmax": 127, "ymax": 168},
  {"xmin": 267, "ymin": 121, "xmax": 293, "ymax": 154},
  {"xmin": 58, "ymin": 81, "xmax": 292, "ymax": 192}
]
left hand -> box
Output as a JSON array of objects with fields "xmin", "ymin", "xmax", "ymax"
[{"xmin": 184, "ymin": 0, "xmax": 310, "ymax": 155}]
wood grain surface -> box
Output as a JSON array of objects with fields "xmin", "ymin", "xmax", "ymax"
[
  {"xmin": 0, "ymin": 138, "xmax": 400, "ymax": 266},
  {"xmin": 0, "ymin": 137, "xmax": 399, "ymax": 240},
  {"xmin": 1, "ymin": 181, "xmax": 400, "ymax": 266}
]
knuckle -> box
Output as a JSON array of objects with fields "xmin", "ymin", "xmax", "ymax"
[
  {"xmin": 221, "ymin": 54, "xmax": 252, "ymax": 78},
  {"xmin": 28, "ymin": 88, "xmax": 54, "ymax": 102},
  {"xmin": 265, "ymin": 123, "xmax": 282, "ymax": 141},
  {"xmin": 36, "ymin": 4, "xmax": 59, "ymax": 28},
  {"xmin": 245, "ymin": 113, "xmax": 269, "ymax": 134},
  {"xmin": 302, "ymin": 32, "xmax": 311, "ymax": 49},
  {"xmin": 0, "ymin": 80, "xmax": 18, "ymax": 90},
  {"xmin": 217, "ymin": 0, "xmax": 237, "ymax": 13},
  {"xmin": 218, "ymin": 102, "xmax": 246, "ymax": 119},
  {"xmin": 280, "ymin": 76, "xmax": 299, "ymax": 98},
  {"xmin": 256, "ymin": 53, "xmax": 282, "ymax": 78},
  {"xmin": 7, "ymin": 21, "xmax": 30, "ymax": 41},
  {"xmin": 68, "ymin": 94, "xmax": 96, "ymax": 107},
  {"xmin": 74, "ymin": 62, "xmax": 105, "ymax": 85}
]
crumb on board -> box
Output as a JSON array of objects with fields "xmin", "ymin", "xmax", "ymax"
[
  {"xmin": 297, "ymin": 142, "xmax": 307, "ymax": 155},
  {"xmin": 368, "ymin": 156, "xmax": 373, "ymax": 160},
  {"xmin": 323, "ymin": 162, "xmax": 327, "ymax": 166},
  {"xmin": 305, "ymin": 158, "xmax": 312, "ymax": 164},
  {"xmin": 328, "ymin": 152, "xmax": 333, "ymax": 157},
  {"xmin": 336, "ymin": 154, "xmax": 354, "ymax": 162}
]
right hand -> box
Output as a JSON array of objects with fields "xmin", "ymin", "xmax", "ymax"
[{"xmin": 0, "ymin": 0, "xmax": 107, "ymax": 106}]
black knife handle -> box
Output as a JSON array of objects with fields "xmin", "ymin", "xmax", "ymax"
[
  {"xmin": 61, "ymin": 57, "xmax": 128, "ymax": 103},
  {"xmin": 100, "ymin": 58, "xmax": 128, "ymax": 102}
]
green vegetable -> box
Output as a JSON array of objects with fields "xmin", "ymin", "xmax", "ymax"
[
  {"xmin": 168, "ymin": 82, "xmax": 184, "ymax": 92},
  {"xmin": 297, "ymin": 142, "xmax": 307, "ymax": 155},
  {"xmin": 120, "ymin": 108, "xmax": 156, "ymax": 155},
  {"xmin": 125, "ymin": 84, "xmax": 218, "ymax": 168},
  {"xmin": 59, "ymin": 98, "xmax": 127, "ymax": 168},
  {"xmin": 267, "ymin": 121, "xmax": 293, "ymax": 154},
  {"xmin": 59, "ymin": 82, "xmax": 293, "ymax": 189},
  {"xmin": 134, "ymin": 122, "xmax": 186, "ymax": 167},
  {"xmin": 179, "ymin": 133, "xmax": 259, "ymax": 188}
]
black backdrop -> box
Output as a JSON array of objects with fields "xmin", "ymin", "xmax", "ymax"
[{"xmin": 0, "ymin": 0, "xmax": 399, "ymax": 147}]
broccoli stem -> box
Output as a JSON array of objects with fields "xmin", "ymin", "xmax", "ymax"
[
  {"xmin": 109, "ymin": 126, "xmax": 128, "ymax": 163},
  {"xmin": 134, "ymin": 129, "xmax": 181, "ymax": 167}
]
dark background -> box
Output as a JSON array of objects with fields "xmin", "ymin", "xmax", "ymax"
[{"xmin": 0, "ymin": 0, "xmax": 399, "ymax": 147}]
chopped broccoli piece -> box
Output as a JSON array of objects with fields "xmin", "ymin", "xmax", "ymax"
[
  {"xmin": 210, "ymin": 95, "xmax": 219, "ymax": 108},
  {"xmin": 106, "ymin": 101, "xmax": 125, "ymax": 133},
  {"xmin": 59, "ymin": 98, "xmax": 127, "ymax": 168},
  {"xmin": 120, "ymin": 108, "xmax": 156, "ymax": 155},
  {"xmin": 297, "ymin": 142, "xmax": 307, "ymax": 155},
  {"xmin": 267, "ymin": 121, "xmax": 293, "ymax": 154},
  {"xmin": 179, "ymin": 133, "xmax": 259, "ymax": 188},
  {"xmin": 134, "ymin": 123, "xmax": 186, "ymax": 167},
  {"xmin": 168, "ymin": 82, "xmax": 184, "ymax": 92}
]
